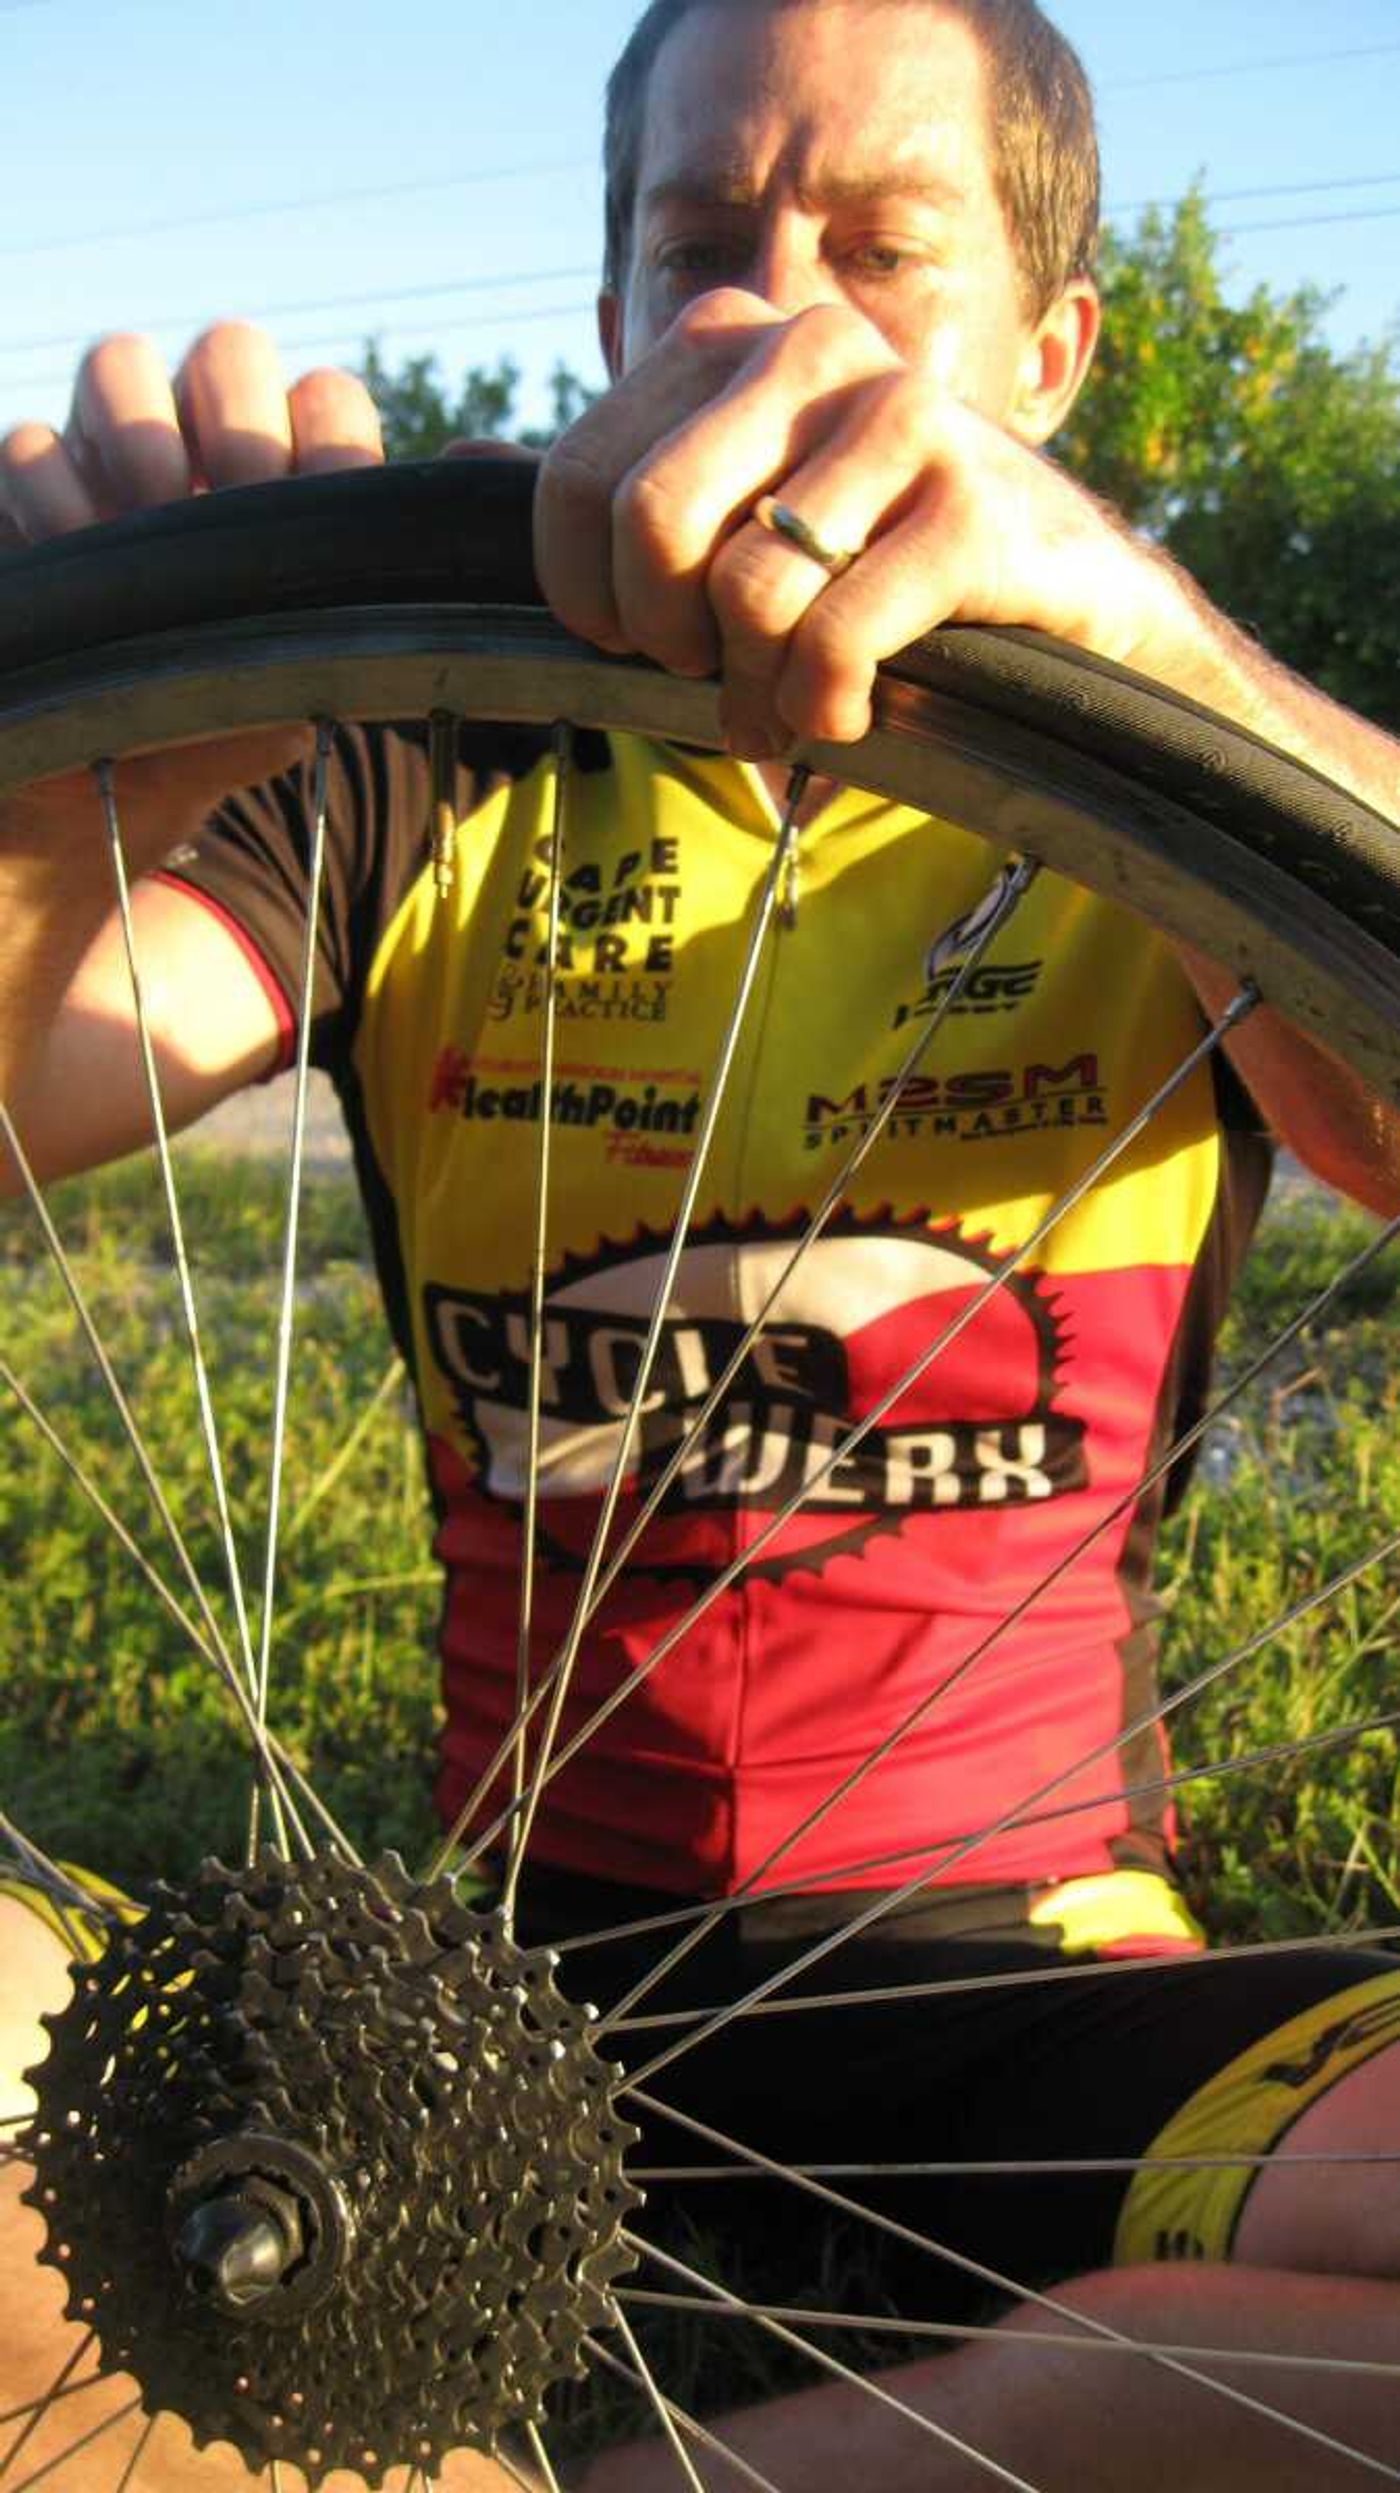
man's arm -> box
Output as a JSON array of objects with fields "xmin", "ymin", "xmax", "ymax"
[
  {"xmin": 0, "ymin": 328, "xmax": 384, "ymax": 1185},
  {"xmin": 533, "ymin": 290, "xmax": 1400, "ymax": 1210},
  {"xmin": 534, "ymin": 289, "xmax": 1400, "ymax": 818}
]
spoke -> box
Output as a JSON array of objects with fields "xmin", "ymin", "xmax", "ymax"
[
  {"xmin": 249, "ymin": 718, "xmax": 334, "ymax": 1863},
  {"xmin": 610, "ymin": 2303, "xmax": 708, "ymax": 2493},
  {"xmin": 4, "ymin": 2394, "xmax": 142, "ymax": 2493},
  {"xmin": 537, "ymin": 1134, "xmax": 1400, "ymax": 1971},
  {"xmin": 568, "ymin": 854, "xmax": 1040, "ymax": 1634},
  {"xmin": 584, "ymin": 2335, "xmax": 786, "ymax": 2493},
  {"xmin": 626, "ymin": 2097, "xmax": 1400, "ymax": 2484},
  {"xmin": 588, "ymin": 1707, "xmax": 1400, "ymax": 1994},
  {"xmin": 462, "ymin": 987, "xmax": 1259, "ymax": 1891},
  {"xmin": 0, "ymin": 1810, "xmax": 115, "ymax": 1962},
  {"xmin": 524, "ymin": 2420, "xmax": 563, "ymax": 2493},
  {"xmin": 633, "ymin": 2148, "xmax": 1400, "ymax": 2180},
  {"xmin": 0, "ymin": 1362, "xmax": 332, "ymax": 1862},
  {"xmin": 502, "ymin": 723, "xmax": 570, "ymax": 1929},
  {"xmin": 0, "ymin": 2363, "xmax": 109, "ymax": 2433},
  {"xmin": 617, "ymin": 2287, "xmax": 1400, "ymax": 2379},
  {"xmin": 284, "ymin": 1355, "xmax": 405, "ymax": 1541},
  {"xmin": 624, "ymin": 1512, "xmax": 1400, "ymax": 2087},
  {"xmin": 96, "ymin": 760, "xmax": 260, "ymax": 1704},
  {"xmin": 433, "ymin": 849, "xmax": 1036, "ymax": 1884},
  {"xmin": 456, "ymin": 764, "xmax": 809, "ymax": 1898},
  {"xmin": 613, "ymin": 1917, "xmax": 1400, "ymax": 2055},
  {"xmin": 621, "ymin": 2234, "xmax": 1046, "ymax": 2493},
  {"xmin": 112, "ymin": 2415, "xmax": 157, "ymax": 2493},
  {"xmin": 0, "ymin": 1104, "xmax": 247, "ymax": 1705},
  {"xmin": 0, "ymin": 2334, "xmax": 95, "ymax": 2482}
]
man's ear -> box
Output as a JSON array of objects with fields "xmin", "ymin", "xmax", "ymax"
[
  {"xmin": 1007, "ymin": 278, "xmax": 1100, "ymax": 446},
  {"xmin": 597, "ymin": 291, "xmax": 625, "ymax": 383}
]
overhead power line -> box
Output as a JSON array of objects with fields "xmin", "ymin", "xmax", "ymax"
[
  {"xmin": 1105, "ymin": 39, "xmax": 1400, "ymax": 91},
  {"xmin": 1225, "ymin": 202, "xmax": 1400, "ymax": 240},
  {"xmin": 0, "ymin": 159, "xmax": 593, "ymax": 261},
  {"xmin": 1106, "ymin": 170, "xmax": 1400, "ymax": 219},
  {"xmin": 0, "ymin": 267, "xmax": 599, "ymax": 360},
  {"xmin": 6, "ymin": 184, "xmax": 1400, "ymax": 405}
]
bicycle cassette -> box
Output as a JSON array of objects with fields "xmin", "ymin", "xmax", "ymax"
[{"xmin": 23, "ymin": 1851, "xmax": 642, "ymax": 2485}]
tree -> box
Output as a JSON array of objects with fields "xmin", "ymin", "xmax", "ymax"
[
  {"xmin": 1059, "ymin": 190, "xmax": 1400, "ymax": 730},
  {"xmin": 358, "ymin": 342, "xmax": 596, "ymax": 460}
]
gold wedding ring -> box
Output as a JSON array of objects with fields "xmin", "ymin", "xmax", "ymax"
[{"xmin": 754, "ymin": 494, "xmax": 860, "ymax": 579}]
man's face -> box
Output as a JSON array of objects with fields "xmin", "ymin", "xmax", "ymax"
[{"xmin": 608, "ymin": 0, "xmax": 1049, "ymax": 426}]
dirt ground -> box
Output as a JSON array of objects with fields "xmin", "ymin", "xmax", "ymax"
[{"xmin": 182, "ymin": 1069, "xmax": 350, "ymax": 1168}]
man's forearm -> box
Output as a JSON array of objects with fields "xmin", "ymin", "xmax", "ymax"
[
  {"xmin": 0, "ymin": 794, "xmax": 113, "ymax": 1106},
  {"xmin": 1128, "ymin": 548, "xmax": 1400, "ymax": 828}
]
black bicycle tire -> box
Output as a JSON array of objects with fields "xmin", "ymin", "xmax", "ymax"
[
  {"xmin": 3, "ymin": 456, "xmax": 1398, "ymax": 944},
  {"xmin": 3, "ymin": 459, "xmax": 1400, "ymax": 1114},
  {"xmin": 6, "ymin": 455, "xmax": 1400, "ymax": 2490}
]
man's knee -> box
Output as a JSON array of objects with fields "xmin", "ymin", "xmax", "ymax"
[
  {"xmin": 0, "ymin": 1895, "xmax": 74, "ymax": 2123},
  {"xmin": 1234, "ymin": 2035, "xmax": 1400, "ymax": 2277}
]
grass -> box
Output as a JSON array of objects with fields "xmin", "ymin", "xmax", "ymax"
[
  {"xmin": 0, "ymin": 1148, "xmax": 442, "ymax": 1880},
  {"xmin": 4, "ymin": 1147, "xmax": 1398, "ymax": 1929},
  {"xmin": 4, "ymin": 1144, "xmax": 1400, "ymax": 2448}
]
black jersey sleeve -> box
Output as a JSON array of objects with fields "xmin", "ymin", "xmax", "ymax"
[{"xmin": 154, "ymin": 719, "xmax": 556, "ymax": 1075}]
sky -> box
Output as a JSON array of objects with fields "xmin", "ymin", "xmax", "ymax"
[{"xmin": 1, "ymin": 0, "xmax": 1397, "ymax": 442}]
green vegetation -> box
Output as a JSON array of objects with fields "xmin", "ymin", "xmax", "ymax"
[
  {"xmin": 2, "ymin": 1148, "xmax": 1399, "ymax": 1943},
  {"xmin": 1058, "ymin": 188, "xmax": 1400, "ymax": 732},
  {"xmin": 1160, "ymin": 1191, "xmax": 1400, "ymax": 1943},
  {"xmin": 0, "ymin": 1150, "xmax": 442, "ymax": 1881}
]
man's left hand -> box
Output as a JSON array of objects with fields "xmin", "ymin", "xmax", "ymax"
[{"xmin": 534, "ymin": 289, "xmax": 1177, "ymax": 759}]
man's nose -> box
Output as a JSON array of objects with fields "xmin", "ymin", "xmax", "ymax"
[{"xmin": 747, "ymin": 217, "xmax": 832, "ymax": 317}]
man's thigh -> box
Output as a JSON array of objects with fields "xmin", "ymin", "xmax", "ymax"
[
  {"xmin": 1113, "ymin": 1969, "xmax": 1400, "ymax": 2279},
  {"xmin": 627, "ymin": 1930, "xmax": 1400, "ymax": 2312}
]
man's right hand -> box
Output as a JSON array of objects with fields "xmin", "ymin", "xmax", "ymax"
[
  {"xmin": 0, "ymin": 319, "xmax": 384, "ymax": 863},
  {"xmin": 0, "ymin": 320, "xmax": 383, "ymax": 547},
  {"xmin": 0, "ymin": 323, "xmax": 382, "ymax": 1130}
]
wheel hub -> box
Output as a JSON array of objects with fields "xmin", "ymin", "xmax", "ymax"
[{"xmin": 23, "ymin": 1852, "xmax": 642, "ymax": 2485}]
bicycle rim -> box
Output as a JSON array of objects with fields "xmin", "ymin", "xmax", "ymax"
[{"xmin": 3, "ymin": 459, "xmax": 1400, "ymax": 2491}]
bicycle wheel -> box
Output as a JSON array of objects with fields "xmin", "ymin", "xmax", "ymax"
[{"xmin": 3, "ymin": 455, "xmax": 1400, "ymax": 2493}]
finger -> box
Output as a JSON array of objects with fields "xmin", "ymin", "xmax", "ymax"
[
  {"xmin": 708, "ymin": 487, "xmax": 887, "ymax": 757},
  {"xmin": 0, "ymin": 422, "xmax": 99, "ymax": 541},
  {"xmin": 610, "ymin": 300, "xmax": 898, "ymax": 680},
  {"xmin": 778, "ymin": 469, "xmax": 974, "ymax": 745},
  {"xmin": 287, "ymin": 366, "xmax": 385, "ymax": 474},
  {"xmin": 707, "ymin": 367, "xmax": 926, "ymax": 754},
  {"xmin": 174, "ymin": 321, "xmax": 294, "ymax": 490},
  {"xmin": 534, "ymin": 288, "xmax": 779, "ymax": 655},
  {"xmin": 69, "ymin": 332, "xmax": 191, "ymax": 512}
]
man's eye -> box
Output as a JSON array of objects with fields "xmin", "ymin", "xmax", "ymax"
[
  {"xmin": 657, "ymin": 240, "xmax": 740, "ymax": 278},
  {"xmin": 848, "ymin": 243, "xmax": 918, "ymax": 278}
]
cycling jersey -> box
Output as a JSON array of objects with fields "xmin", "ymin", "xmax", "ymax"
[{"xmin": 162, "ymin": 721, "xmax": 1271, "ymax": 1940}]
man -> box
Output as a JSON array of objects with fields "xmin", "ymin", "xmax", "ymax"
[{"xmin": 3, "ymin": 3, "xmax": 1400, "ymax": 2488}]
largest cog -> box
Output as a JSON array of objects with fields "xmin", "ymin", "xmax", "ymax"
[{"xmin": 23, "ymin": 1852, "xmax": 642, "ymax": 2486}]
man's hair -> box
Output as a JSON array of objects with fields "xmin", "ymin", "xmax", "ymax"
[{"xmin": 602, "ymin": 0, "xmax": 1100, "ymax": 318}]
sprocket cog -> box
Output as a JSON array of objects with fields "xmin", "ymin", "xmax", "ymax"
[{"xmin": 22, "ymin": 1852, "xmax": 642, "ymax": 2485}]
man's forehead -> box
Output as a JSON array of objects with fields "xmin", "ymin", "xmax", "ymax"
[
  {"xmin": 633, "ymin": 0, "xmax": 993, "ymax": 207},
  {"xmin": 638, "ymin": 165, "xmax": 971, "ymax": 217}
]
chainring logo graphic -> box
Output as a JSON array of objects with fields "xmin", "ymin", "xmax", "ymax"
[{"xmin": 424, "ymin": 1211, "xmax": 1087, "ymax": 1583}]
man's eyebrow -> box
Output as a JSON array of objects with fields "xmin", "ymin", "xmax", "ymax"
[{"xmin": 638, "ymin": 169, "xmax": 967, "ymax": 218}]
